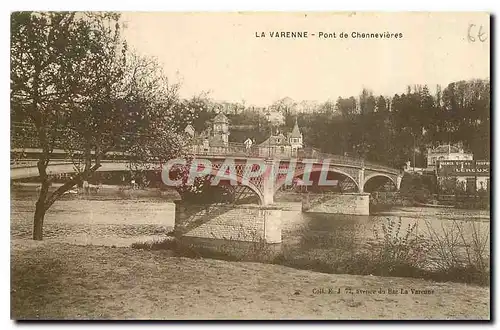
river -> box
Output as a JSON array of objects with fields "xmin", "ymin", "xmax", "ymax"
[{"xmin": 11, "ymin": 186, "xmax": 490, "ymax": 268}]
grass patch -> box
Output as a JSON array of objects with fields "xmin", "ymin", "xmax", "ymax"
[
  {"xmin": 131, "ymin": 237, "xmax": 177, "ymax": 251},
  {"xmin": 132, "ymin": 228, "xmax": 280, "ymax": 263},
  {"xmin": 11, "ymin": 243, "xmax": 490, "ymax": 319},
  {"xmin": 131, "ymin": 217, "xmax": 490, "ymax": 287}
]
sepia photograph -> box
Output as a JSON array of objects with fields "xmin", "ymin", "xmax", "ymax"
[{"xmin": 10, "ymin": 11, "xmax": 490, "ymax": 320}]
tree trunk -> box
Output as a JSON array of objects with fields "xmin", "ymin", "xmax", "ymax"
[
  {"xmin": 33, "ymin": 199, "xmax": 46, "ymax": 240},
  {"xmin": 30, "ymin": 132, "xmax": 103, "ymax": 240},
  {"xmin": 33, "ymin": 179, "xmax": 50, "ymax": 241}
]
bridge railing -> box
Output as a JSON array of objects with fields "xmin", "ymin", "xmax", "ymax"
[
  {"xmin": 189, "ymin": 143, "xmax": 262, "ymax": 158},
  {"xmin": 300, "ymin": 148, "xmax": 364, "ymax": 166},
  {"xmin": 11, "ymin": 145, "xmax": 401, "ymax": 175},
  {"xmin": 303, "ymin": 148, "xmax": 401, "ymax": 174},
  {"xmin": 187, "ymin": 145, "xmax": 400, "ymax": 174},
  {"xmin": 10, "ymin": 158, "xmax": 138, "ymax": 169},
  {"xmin": 363, "ymin": 160, "xmax": 403, "ymax": 174},
  {"xmin": 190, "ymin": 143, "xmax": 313, "ymax": 160}
]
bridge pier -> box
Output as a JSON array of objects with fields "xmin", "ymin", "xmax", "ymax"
[
  {"xmin": 302, "ymin": 193, "xmax": 370, "ymax": 215},
  {"xmin": 260, "ymin": 158, "xmax": 278, "ymax": 206},
  {"xmin": 173, "ymin": 201, "xmax": 282, "ymax": 244},
  {"xmin": 262, "ymin": 176, "xmax": 275, "ymax": 206},
  {"xmin": 358, "ymin": 168, "xmax": 365, "ymax": 193},
  {"xmin": 396, "ymin": 175, "xmax": 402, "ymax": 190}
]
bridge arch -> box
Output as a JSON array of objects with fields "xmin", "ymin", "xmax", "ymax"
[
  {"xmin": 274, "ymin": 167, "xmax": 361, "ymax": 194},
  {"xmin": 176, "ymin": 171, "xmax": 265, "ymax": 205},
  {"xmin": 363, "ymin": 173, "xmax": 398, "ymax": 192},
  {"xmin": 211, "ymin": 171, "xmax": 264, "ymax": 205}
]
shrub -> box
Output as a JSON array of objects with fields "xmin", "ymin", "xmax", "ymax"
[
  {"xmin": 131, "ymin": 216, "xmax": 489, "ymax": 286},
  {"xmin": 357, "ymin": 217, "xmax": 430, "ymax": 278},
  {"xmin": 270, "ymin": 218, "xmax": 429, "ymax": 278},
  {"xmin": 424, "ymin": 219, "xmax": 490, "ymax": 285},
  {"xmin": 374, "ymin": 217, "xmax": 429, "ymax": 269},
  {"xmin": 412, "ymin": 188, "xmax": 432, "ymax": 203},
  {"xmin": 400, "ymin": 173, "xmax": 434, "ymax": 203}
]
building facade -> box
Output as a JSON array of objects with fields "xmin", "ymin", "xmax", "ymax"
[
  {"xmin": 185, "ymin": 113, "xmax": 305, "ymax": 158},
  {"xmin": 424, "ymin": 143, "xmax": 489, "ymax": 194},
  {"xmin": 436, "ymin": 159, "xmax": 490, "ymax": 194},
  {"xmin": 185, "ymin": 112, "xmax": 231, "ymax": 154},
  {"xmin": 258, "ymin": 119, "xmax": 304, "ymax": 158},
  {"xmin": 426, "ymin": 144, "xmax": 473, "ymax": 169}
]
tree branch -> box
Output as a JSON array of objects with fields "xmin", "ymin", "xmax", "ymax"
[{"xmin": 44, "ymin": 162, "xmax": 101, "ymax": 211}]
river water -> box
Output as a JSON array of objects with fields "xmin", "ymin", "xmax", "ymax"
[
  {"xmin": 278, "ymin": 204, "xmax": 490, "ymax": 270},
  {"xmin": 11, "ymin": 186, "xmax": 490, "ymax": 267},
  {"xmin": 280, "ymin": 203, "xmax": 490, "ymax": 245}
]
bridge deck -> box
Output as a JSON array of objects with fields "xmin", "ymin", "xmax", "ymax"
[{"xmin": 11, "ymin": 145, "xmax": 401, "ymax": 175}]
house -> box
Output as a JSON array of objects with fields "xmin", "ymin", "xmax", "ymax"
[
  {"xmin": 185, "ymin": 112, "xmax": 231, "ymax": 154},
  {"xmin": 436, "ymin": 159, "xmax": 490, "ymax": 194},
  {"xmin": 184, "ymin": 113, "xmax": 305, "ymax": 158},
  {"xmin": 258, "ymin": 118, "xmax": 304, "ymax": 158},
  {"xmin": 427, "ymin": 143, "xmax": 490, "ymax": 194},
  {"xmin": 426, "ymin": 143, "xmax": 473, "ymax": 169},
  {"xmin": 265, "ymin": 110, "xmax": 285, "ymax": 126},
  {"xmin": 211, "ymin": 112, "xmax": 230, "ymax": 147}
]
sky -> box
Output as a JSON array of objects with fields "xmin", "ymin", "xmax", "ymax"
[{"xmin": 121, "ymin": 12, "xmax": 490, "ymax": 107}]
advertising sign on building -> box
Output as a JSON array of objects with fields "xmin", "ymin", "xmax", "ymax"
[{"xmin": 437, "ymin": 160, "xmax": 490, "ymax": 177}]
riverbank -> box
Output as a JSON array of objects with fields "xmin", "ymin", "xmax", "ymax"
[
  {"xmin": 11, "ymin": 191, "xmax": 490, "ymax": 319},
  {"xmin": 370, "ymin": 191, "xmax": 490, "ymax": 211},
  {"xmin": 11, "ymin": 182, "xmax": 180, "ymax": 201},
  {"xmin": 11, "ymin": 196, "xmax": 490, "ymax": 283},
  {"xmin": 11, "ymin": 241, "xmax": 490, "ymax": 320}
]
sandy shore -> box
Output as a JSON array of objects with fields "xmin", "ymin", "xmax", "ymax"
[
  {"xmin": 11, "ymin": 240, "xmax": 489, "ymax": 320},
  {"xmin": 11, "ymin": 194, "xmax": 490, "ymax": 320}
]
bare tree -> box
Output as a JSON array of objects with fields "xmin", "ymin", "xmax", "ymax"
[{"xmin": 11, "ymin": 12, "xmax": 184, "ymax": 240}]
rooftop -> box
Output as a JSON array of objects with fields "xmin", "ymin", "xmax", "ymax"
[
  {"xmin": 428, "ymin": 144, "xmax": 469, "ymax": 154},
  {"xmin": 259, "ymin": 133, "xmax": 290, "ymax": 147},
  {"xmin": 213, "ymin": 112, "xmax": 230, "ymax": 124},
  {"xmin": 290, "ymin": 119, "xmax": 302, "ymax": 138}
]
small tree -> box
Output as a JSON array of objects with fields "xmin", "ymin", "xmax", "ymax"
[{"xmin": 11, "ymin": 12, "xmax": 184, "ymax": 240}]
